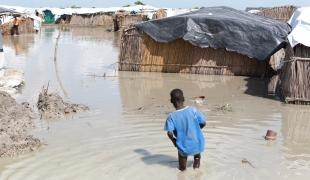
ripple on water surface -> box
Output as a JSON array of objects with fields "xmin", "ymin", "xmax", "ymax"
[{"xmin": 1, "ymin": 27, "xmax": 310, "ymax": 180}]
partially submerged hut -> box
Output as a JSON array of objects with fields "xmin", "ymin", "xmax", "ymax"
[
  {"xmin": 119, "ymin": 7, "xmax": 290, "ymax": 77},
  {"xmin": 0, "ymin": 17, "xmax": 35, "ymax": 35},
  {"xmin": 281, "ymin": 7, "xmax": 310, "ymax": 104},
  {"xmin": 247, "ymin": 6, "xmax": 297, "ymax": 71},
  {"xmin": 113, "ymin": 11, "xmax": 148, "ymax": 31}
]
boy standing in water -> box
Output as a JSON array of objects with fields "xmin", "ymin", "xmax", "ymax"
[{"xmin": 164, "ymin": 89, "xmax": 206, "ymax": 171}]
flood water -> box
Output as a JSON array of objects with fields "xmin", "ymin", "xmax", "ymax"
[{"xmin": 0, "ymin": 26, "xmax": 310, "ymax": 180}]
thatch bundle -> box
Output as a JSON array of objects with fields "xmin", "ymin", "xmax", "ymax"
[
  {"xmin": 152, "ymin": 9, "xmax": 167, "ymax": 19},
  {"xmin": 119, "ymin": 27, "xmax": 268, "ymax": 76},
  {"xmin": 280, "ymin": 45, "xmax": 310, "ymax": 105},
  {"xmin": 69, "ymin": 12, "xmax": 114, "ymax": 27},
  {"xmin": 0, "ymin": 18, "xmax": 34, "ymax": 35},
  {"xmin": 113, "ymin": 13, "xmax": 148, "ymax": 31},
  {"xmin": 256, "ymin": 6, "xmax": 297, "ymax": 22}
]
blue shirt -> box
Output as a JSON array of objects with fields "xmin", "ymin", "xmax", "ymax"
[{"xmin": 164, "ymin": 106, "xmax": 206, "ymax": 156}]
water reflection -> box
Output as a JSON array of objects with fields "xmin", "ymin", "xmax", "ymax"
[
  {"xmin": 3, "ymin": 35, "xmax": 35, "ymax": 56},
  {"xmin": 282, "ymin": 106, "xmax": 310, "ymax": 160}
]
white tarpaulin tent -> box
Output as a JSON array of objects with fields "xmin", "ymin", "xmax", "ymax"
[{"xmin": 287, "ymin": 7, "xmax": 310, "ymax": 47}]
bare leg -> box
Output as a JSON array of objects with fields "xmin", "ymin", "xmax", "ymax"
[
  {"xmin": 193, "ymin": 154, "xmax": 201, "ymax": 169},
  {"xmin": 178, "ymin": 152, "xmax": 187, "ymax": 171}
]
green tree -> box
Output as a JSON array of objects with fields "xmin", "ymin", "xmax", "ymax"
[
  {"xmin": 123, "ymin": 4, "xmax": 131, "ymax": 7},
  {"xmin": 71, "ymin": 5, "xmax": 81, "ymax": 9},
  {"xmin": 134, "ymin": 1, "xmax": 145, "ymax": 5}
]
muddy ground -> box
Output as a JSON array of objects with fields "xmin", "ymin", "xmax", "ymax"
[
  {"xmin": 0, "ymin": 91, "xmax": 40, "ymax": 157},
  {"xmin": 37, "ymin": 86, "xmax": 89, "ymax": 119}
]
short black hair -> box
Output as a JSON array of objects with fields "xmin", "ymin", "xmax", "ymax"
[{"xmin": 170, "ymin": 89, "xmax": 185, "ymax": 103}]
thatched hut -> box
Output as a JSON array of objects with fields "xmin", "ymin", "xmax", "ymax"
[
  {"xmin": 119, "ymin": 7, "xmax": 290, "ymax": 77},
  {"xmin": 0, "ymin": 17, "xmax": 35, "ymax": 35},
  {"xmin": 55, "ymin": 14, "xmax": 72, "ymax": 24},
  {"xmin": 280, "ymin": 7, "xmax": 310, "ymax": 105},
  {"xmin": 69, "ymin": 12, "xmax": 114, "ymax": 27},
  {"xmin": 152, "ymin": 9, "xmax": 167, "ymax": 19},
  {"xmin": 253, "ymin": 6, "xmax": 297, "ymax": 22},
  {"xmin": 281, "ymin": 44, "xmax": 310, "ymax": 104},
  {"xmin": 247, "ymin": 6, "xmax": 297, "ymax": 71},
  {"xmin": 113, "ymin": 12, "xmax": 148, "ymax": 31}
]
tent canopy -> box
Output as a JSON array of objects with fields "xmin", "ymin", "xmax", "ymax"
[
  {"xmin": 135, "ymin": 6, "xmax": 291, "ymax": 61},
  {"xmin": 0, "ymin": 7, "xmax": 19, "ymax": 15},
  {"xmin": 288, "ymin": 7, "xmax": 310, "ymax": 48}
]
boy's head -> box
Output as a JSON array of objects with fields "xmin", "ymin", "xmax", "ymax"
[{"xmin": 170, "ymin": 89, "xmax": 185, "ymax": 107}]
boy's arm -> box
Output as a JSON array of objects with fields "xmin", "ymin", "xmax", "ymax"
[
  {"xmin": 167, "ymin": 132, "xmax": 177, "ymax": 147},
  {"xmin": 194, "ymin": 108, "xmax": 206, "ymax": 129}
]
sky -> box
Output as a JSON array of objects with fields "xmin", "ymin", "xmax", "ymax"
[{"xmin": 0, "ymin": 0, "xmax": 309, "ymax": 9}]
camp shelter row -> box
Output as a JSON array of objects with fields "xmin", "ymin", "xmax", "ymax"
[{"xmin": 118, "ymin": 6, "xmax": 310, "ymax": 105}]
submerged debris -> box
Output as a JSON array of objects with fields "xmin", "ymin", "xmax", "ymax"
[
  {"xmin": 0, "ymin": 91, "xmax": 41, "ymax": 157},
  {"xmin": 215, "ymin": 104, "xmax": 233, "ymax": 112},
  {"xmin": 241, "ymin": 158, "xmax": 255, "ymax": 168},
  {"xmin": 37, "ymin": 85, "xmax": 89, "ymax": 119},
  {"xmin": 264, "ymin": 129, "xmax": 277, "ymax": 140}
]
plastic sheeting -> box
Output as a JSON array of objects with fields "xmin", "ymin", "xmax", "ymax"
[
  {"xmin": 135, "ymin": 6, "xmax": 291, "ymax": 61},
  {"xmin": 0, "ymin": 7, "xmax": 19, "ymax": 15},
  {"xmin": 287, "ymin": 7, "xmax": 310, "ymax": 48}
]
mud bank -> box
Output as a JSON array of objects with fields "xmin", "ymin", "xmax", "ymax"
[
  {"xmin": 0, "ymin": 91, "xmax": 40, "ymax": 157},
  {"xmin": 37, "ymin": 87, "xmax": 89, "ymax": 119}
]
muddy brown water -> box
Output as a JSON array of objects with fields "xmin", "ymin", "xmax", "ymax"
[{"xmin": 0, "ymin": 26, "xmax": 310, "ymax": 180}]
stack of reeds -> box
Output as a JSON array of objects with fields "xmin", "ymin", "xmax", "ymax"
[
  {"xmin": 119, "ymin": 27, "xmax": 268, "ymax": 77},
  {"xmin": 69, "ymin": 12, "xmax": 114, "ymax": 27},
  {"xmin": 152, "ymin": 9, "xmax": 167, "ymax": 19},
  {"xmin": 281, "ymin": 44, "xmax": 310, "ymax": 105},
  {"xmin": 0, "ymin": 17, "xmax": 35, "ymax": 35},
  {"xmin": 256, "ymin": 6, "xmax": 297, "ymax": 22},
  {"xmin": 113, "ymin": 13, "xmax": 148, "ymax": 31}
]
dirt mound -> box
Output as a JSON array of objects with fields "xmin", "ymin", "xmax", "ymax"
[
  {"xmin": 0, "ymin": 91, "xmax": 41, "ymax": 157},
  {"xmin": 37, "ymin": 86, "xmax": 89, "ymax": 119}
]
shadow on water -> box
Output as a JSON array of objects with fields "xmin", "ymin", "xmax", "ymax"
[
  {"xmin": 134, "ymin": 149, "xmax": 179, "ymax": 168},
  {"xmin": 243, "ymin": 77, "xmax": 280, "ymax": 101}
]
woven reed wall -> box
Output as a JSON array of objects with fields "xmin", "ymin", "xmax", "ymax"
[
  {"xmin": 119, "ymin": 28, "xmax": 267, "ymax": 76},
  {"xmin": 256, "ymin": 6, "xmax": 297, "ymax": 22},
  {"xmin": 114, "ymin": 14, "xmax": 147, "ymax": 31},
  {"xmin": 281, "ymin": 45, "xmax": 310, "ymax": 105},
  {"xmin": 69, "ymin": 13, "xmax": 114, "ymax": 27},
  {"xmin": 0, "ymin": 18, "xmax": 35, "ymax": 35},
  {"xmin": 152, "ymin": 9, "xmax": 167, "ymax": 19}
]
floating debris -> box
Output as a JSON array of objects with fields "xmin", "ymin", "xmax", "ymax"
[
  {"xmin": 215, "ymin": 103, "xmax": 233, "ymax": 112},
  {"xmin": 192, "ymin": 96, "xmax": 206, "ymax": 105},
  {"xmin": 241, "ymin": 158, "xmax": 255, "ymax": 168}
]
